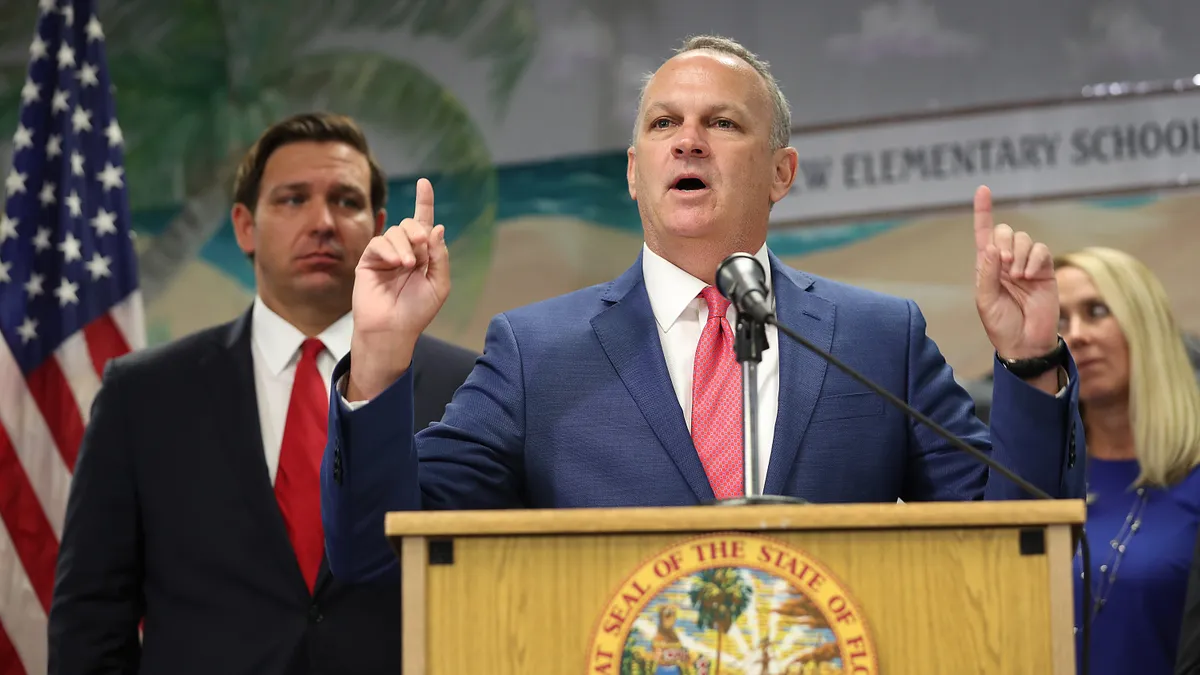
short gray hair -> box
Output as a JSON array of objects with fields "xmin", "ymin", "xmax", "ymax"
[{"xmin": 631, "ymin": 34, "xmax": 792, "ymax": 150}]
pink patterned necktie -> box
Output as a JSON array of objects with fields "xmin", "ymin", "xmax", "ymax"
[{"xmin": 691, "ymin": 286, "xmax": 744, "ymax": 499}]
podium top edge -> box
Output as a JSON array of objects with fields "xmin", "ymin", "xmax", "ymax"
[{"xmin": 384, "ymin": 499, "xmax": 1086, "ymax": 538}]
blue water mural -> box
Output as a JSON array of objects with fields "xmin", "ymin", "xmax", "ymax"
[
  {"xmin": 767, "ymin": 220, "xmax": 905, "ymax": 257},
  {"xmin": 128, "ymin": 148, "xmax": 1165, "ymax": 291},
  {"xmin": 1082, "ymin": 194, "xmax": 1160, "ymax": 209},
  {"xmin": 198, "ymin": 229, "xmax": 256, "ymax": 289}
]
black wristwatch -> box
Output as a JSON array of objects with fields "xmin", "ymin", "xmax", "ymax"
[{"xmin": 998, "ymin": 335, "xmax": 1067, "ymax": 379}]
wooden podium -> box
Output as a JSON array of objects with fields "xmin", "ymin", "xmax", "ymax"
[{"xmin": 386, "ymin": 500, "xmax": 1084, "ymax": 675}]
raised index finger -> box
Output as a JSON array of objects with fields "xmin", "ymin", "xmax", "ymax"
[
  {"xmin": 413, "ymin": 177, "xmax": 435, "ymax": 228},
  {"xmin": 973, "ymin": 185, "xmax": 994, "ymax": 254}
]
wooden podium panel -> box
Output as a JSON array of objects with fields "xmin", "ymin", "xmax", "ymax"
[{"xmin": 388, "ymin": 500, "xmax": 1083, "ymax": 675}]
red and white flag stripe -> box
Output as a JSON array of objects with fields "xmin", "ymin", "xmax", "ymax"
[{"xmin": 0, "ymin": 293, "xmax": 144, "ymax": 675}]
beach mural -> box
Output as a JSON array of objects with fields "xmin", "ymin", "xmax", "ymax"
[
  {"xmin": 3, "ymin": 0, "xmax": 1197, "ymax": 383},
  {"xmin": 135, "ymin": 150, "xmax": 1200, "ymax": 380}
]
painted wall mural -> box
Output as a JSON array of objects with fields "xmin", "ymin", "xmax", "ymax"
[
  {"xmin": 3, "ymin": 0, "xmax": 1196, "ymax": 382},
  {"xmin": 136, "ymin": 150, "xmax": 1200, "ymax": 379}
]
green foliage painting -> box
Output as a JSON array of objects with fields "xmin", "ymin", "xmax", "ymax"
[{"xmin": 0, "ymin": 0, "xmax": 538, "ymax": 323}]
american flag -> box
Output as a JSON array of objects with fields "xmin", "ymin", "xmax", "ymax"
[{"xmin": 0, "ymin": 1, "xmax": 144, "ymax": 673}]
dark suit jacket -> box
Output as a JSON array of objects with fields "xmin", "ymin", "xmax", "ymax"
[{"xmin": 47, "ymin": 308, "xmax": 477, "ymax": 675}]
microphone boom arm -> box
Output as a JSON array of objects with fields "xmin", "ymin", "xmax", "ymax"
[{"xmin": 763, "ymin": 313, "xmax": 1053, "ymax": 500}]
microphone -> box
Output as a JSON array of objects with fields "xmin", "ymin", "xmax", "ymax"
[
  {"xmin": 712, "ymin": 253, "xmax": 1093, "ymax": 675},
  {"xmin": 716, "ymin": 252, "xmax": 773, "ymax": 323}
]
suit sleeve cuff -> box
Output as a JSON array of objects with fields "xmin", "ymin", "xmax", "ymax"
[
  {"xmin": 336, "ymin": 372, "xmax": 370, "ymax": 411},
  {"xmin": 329, "ymin": 354, "xmax": 414, "ymax": 441}
]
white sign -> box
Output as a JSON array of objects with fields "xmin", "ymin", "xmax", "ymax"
[{"xmin": 770, "ymin": 89, "xmax": 1200, "ymax": 224}]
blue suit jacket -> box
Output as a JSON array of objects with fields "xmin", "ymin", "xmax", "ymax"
[{"xmin": 321, "ymin": 252, "xmax": 1086, "ymax": 583}]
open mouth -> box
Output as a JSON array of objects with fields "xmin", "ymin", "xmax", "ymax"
[{"xmin": 672, "ymin": 177, "xmax": 708, "ymax": 191}]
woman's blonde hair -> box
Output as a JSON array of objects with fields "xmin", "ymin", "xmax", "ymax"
[{"xmin": 1055, "ymin": 246, "xmax": 1200, "ymax": 487}]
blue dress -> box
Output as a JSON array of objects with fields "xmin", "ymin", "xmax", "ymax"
[{"xmin": 1074, "ymin": 458, "xmax": 1200, "ymax": 675}]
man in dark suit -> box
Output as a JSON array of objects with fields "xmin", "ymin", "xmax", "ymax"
[{"xmin": 47, "ymin": 112, "xmax": 477, "ymax": 675}]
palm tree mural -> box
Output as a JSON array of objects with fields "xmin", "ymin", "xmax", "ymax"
[
  {"xmin": 0, "ymin": 0, "xmax": 537, "ymax": 322},
  {"xmin": 688, "ymin": 568, "xmax": 753, "ymax": 675}
]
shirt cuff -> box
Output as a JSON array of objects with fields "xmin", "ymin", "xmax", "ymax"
[{"xmin": 337, "ymin": 372, "xmax": 370, "ymax": 411}]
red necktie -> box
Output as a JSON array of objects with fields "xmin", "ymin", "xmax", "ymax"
[
  {"xmin": 275, "ymin": 337, "xmax": 328, "ymax": 593},
  {"xmin": 691, "ymin": 287, "xmax": 744, "ymax": 499}
]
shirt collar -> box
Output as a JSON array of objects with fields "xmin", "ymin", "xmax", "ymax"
[
  {"xmin": 641, "ymin": 242, "xmax": 773, "ymax": 333},
  {"xmin": 251, "ymin": 295, "xmax": 353, "ymax": 376}
]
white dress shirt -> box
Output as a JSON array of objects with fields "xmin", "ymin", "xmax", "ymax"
[
  {"xmin": 641, "ymin": 243, "xmax": 779, "ymax": 490},
  {"xmin": 251, "ymin": 296, "xmax": 352, "ymax": 485}
]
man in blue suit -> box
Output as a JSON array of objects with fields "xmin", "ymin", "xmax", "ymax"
[{"xmin": 320, "ymin": 35, "xmax": 1086, "ymax": 583}]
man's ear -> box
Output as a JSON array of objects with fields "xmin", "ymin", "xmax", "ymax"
[
  {"xmin": 627, "ymin": 146, "xmax": 637, "ymax": 201},
  {"xmin": 231, "ymin": 203, "xmax": 256, "ymax": 258},
  {"xmin": 374, "ymin": 208, "xmax": 387, "ymax": 236},
  {"xmin": 769, "ymin": 147, "xmax": 799, "ymax": 204}
]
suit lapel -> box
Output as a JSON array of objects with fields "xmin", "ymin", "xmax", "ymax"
[
  {"xmin": 591, "ymin": 259, "xmax": 715, "ymax": 503},
  {"xmin": 763, "ymin": 254, "xmax": 836, "ymax": 496},
  {"xmin": 203, "ymin": 309, "xmax": 309, "ymax": 592}
]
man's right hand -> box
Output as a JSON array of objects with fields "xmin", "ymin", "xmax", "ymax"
[{"xmin": 347, "ymin": 177, "xmax": 450, "ymax": 401}]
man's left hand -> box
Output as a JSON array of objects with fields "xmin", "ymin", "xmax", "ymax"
[{"xmin": 972, "ymin": 185, "xmax": 1060, "ymax": 362}]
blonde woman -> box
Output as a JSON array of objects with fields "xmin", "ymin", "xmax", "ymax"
[{"xmin": 1056, "ymin": 247, "xmax": 1200, "ymax": 675}]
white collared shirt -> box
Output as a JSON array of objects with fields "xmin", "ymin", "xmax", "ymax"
[
  {"xmin": 641, "ymin": 243, "xmax": 780, "ymax": 490},
  {"xmin": 250, "ymin": 295, "xmax": 352, "ymax": 485}
]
